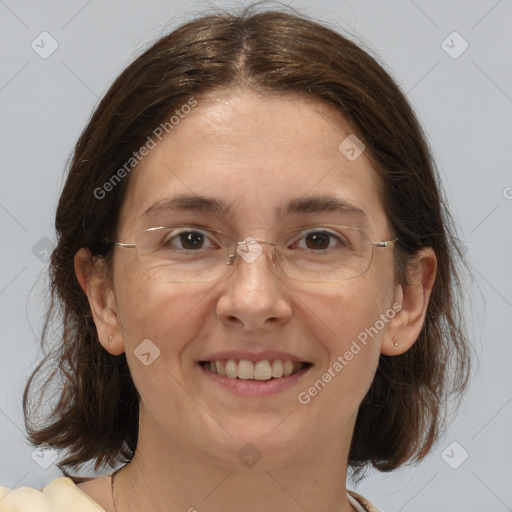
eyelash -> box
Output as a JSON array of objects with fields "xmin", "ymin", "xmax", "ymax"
[{"xmin": 163, "ymin": 228, "xmax": 347, "ymax": 251}]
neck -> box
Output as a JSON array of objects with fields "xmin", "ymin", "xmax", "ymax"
[{"xmin": 114, "ymin": 413, "xmax": 358, "ymax": 512}]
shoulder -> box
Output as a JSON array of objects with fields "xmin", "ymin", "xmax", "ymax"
[
  {"xmin": 348, "ymin": 490, "xmax": 381, "ymax": 512},
  {"xmin": 0, "ymin": 477, "xmax": 105, "ymax": 512}
]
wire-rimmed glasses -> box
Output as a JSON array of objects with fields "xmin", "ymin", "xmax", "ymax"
[{"xmin": 111, "ymin": 224, "xmax": 397, "ymax": 283}]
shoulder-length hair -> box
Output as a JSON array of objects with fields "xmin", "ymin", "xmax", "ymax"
[{"xmin": 23, "ymin": 5, "xmax": 471, "ymax": 477}]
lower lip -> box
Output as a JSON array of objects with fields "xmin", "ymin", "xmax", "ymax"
[{"xmin": 198, "ymin": 363, "xmax": 312, "ymax": 396}]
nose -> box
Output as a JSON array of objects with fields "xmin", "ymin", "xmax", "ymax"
[{"xmin": 215, "ymin": 239, "xmax": 293, "ymax": 330}]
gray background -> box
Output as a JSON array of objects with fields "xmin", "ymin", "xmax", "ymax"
[{"xmin": 0, "ymin": 1, "xmax": 511, "ymax": 511}]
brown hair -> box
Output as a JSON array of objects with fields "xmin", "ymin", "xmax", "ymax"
[{"xmin": 23, "ymin": 5, "xmax": 471, "ymax": 476}]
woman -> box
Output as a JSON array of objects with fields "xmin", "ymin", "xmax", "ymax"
[{"xmin": 0, "ymin": 6, "xmax": 470, "ymax": 512}]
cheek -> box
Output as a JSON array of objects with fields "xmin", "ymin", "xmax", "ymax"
[
  {"xmin": 113, "ymin": 262, "xmax": 211, "ymax": 360},
  {"xmin": 113, "ymin": 271, "xmax": 218, "ymax": 416},
  {"xmin": 296, "ymin": 273, "xmax": 394, "ymax": 404},
  {"xmin": 303, "ymin": 270, "xmax": 393, "ymax": 346}
]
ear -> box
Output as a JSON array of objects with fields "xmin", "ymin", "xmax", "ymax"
[
  {"xmin": 74, "ymin": 248, "xmax": 125, "ymax": 355},
  {"xmin": 381, "ymin": 247, "xmax": 437, "ymax": 355}
]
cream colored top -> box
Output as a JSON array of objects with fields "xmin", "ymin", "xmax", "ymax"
[
  {"xmin": 0, "ymin": 477, "xmax": 104, "ymax": 511},
  {"xmin": 0, "ymin": 477, "xmax": 379, "ymax": 511}
]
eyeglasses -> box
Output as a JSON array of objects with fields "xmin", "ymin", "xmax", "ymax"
[{"xmin": 111, "ymin": 224, "xmax": 397, "ymax": 283}]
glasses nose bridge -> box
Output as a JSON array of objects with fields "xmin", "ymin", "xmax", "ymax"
[{"xmin": 226, "ymin": 238, "xmax": 278, "ymax": 268}]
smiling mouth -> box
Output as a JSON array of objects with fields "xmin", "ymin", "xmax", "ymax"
[{"xmin": 200, "ymin": 359, "xmax": 312, "ymax": 380}]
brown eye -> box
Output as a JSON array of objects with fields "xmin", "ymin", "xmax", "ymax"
[
  {"xmin": 177, "ymin": 231, "xmax": 205, "ymax": 250},
  {"xmin": 304, "ymin": 231, "xmax": 332, "ymax": 250},
  {"xmin": 159, "ymin": 229, "xmax": 216, "ymax": 252},
  {"xmin": 287, "ymin": 227, "xmax": 355, "ymax": 254}
]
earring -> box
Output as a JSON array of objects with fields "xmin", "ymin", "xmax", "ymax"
[
  {"xmin": 107, "ymin": 335, "xmax": 113, "ymax": 345},
  {"xmin": 392, "ymin": 337, "xmax": 399, "ymax": 347}
]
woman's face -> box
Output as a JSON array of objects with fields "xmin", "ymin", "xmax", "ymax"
[{"xmin": 108, "ymin": 89, "xmax": 401, "ymax": 468}]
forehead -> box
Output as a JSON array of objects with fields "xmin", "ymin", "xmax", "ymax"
[{"xmin": 119, "ymin": 89, "xmax": 388, "ymax": 236}]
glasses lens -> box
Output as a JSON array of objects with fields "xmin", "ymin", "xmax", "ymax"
[
  {"xmin": 131, "ymin": 225, "xmax": 374, "ymax": 283},
  {"xmin": 276, "ymin": 226, "xmax": 372, "ymax": 282},
  {"xmin": 135, "ymin": 226, "xmax": 233, "ymax": 282}
]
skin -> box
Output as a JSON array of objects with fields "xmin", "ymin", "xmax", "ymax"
[{"xmin": 75, "ymin": 89, "xmax": 436, "ymax": 512}]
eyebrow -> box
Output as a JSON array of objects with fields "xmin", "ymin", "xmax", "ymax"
[
  {"xmin": 143, "ymin": 193, "xmax": 368, "ymax": 224},
  {"xmin": 143, "ymin": 195, "xmax": 232, "ymax": 218},
  {"xmin": 283, "ymin": 195, "xmax": 367, "ymax": 219}
]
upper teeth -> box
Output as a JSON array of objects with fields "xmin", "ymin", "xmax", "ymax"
[{"xmin": 206, "ymin": 359, "xmax": 305, "ymax": 380}]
